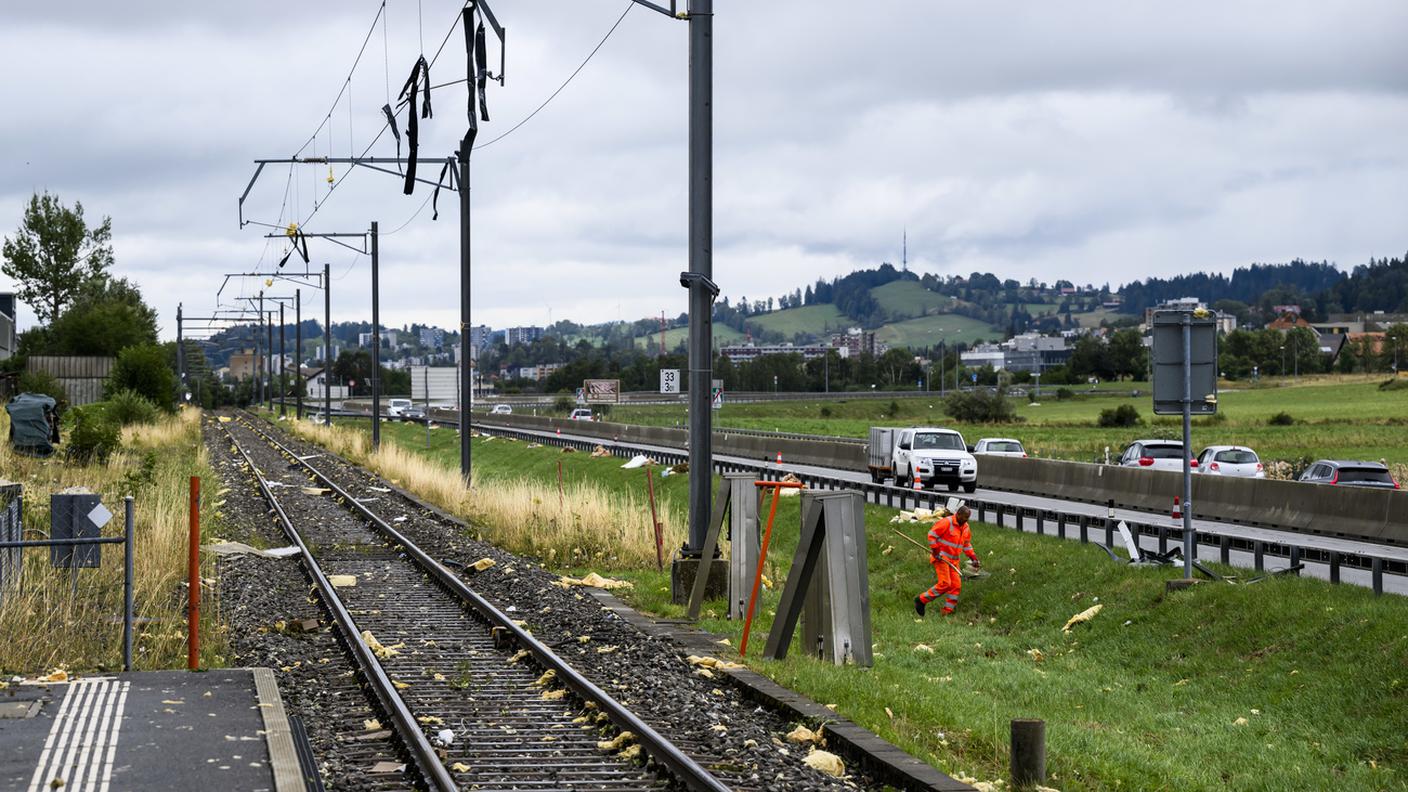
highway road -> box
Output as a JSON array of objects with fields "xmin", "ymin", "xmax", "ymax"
[{"xmin": 478, "ymin": 420, "xmax": 1408, "ymax": 596}]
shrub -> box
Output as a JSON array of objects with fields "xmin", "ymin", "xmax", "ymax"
[
  {"xmin": 1098, "ymin": 404, "xmax": 1142, "ymax": 428},
  {"xmin": 553, "ymin": 395, "xmax": 575, "ymax": 413},
  {"xmin": 17, "ymin": 369, "xmax": 68, "ymax": 409},
  {"xmin": 106, "ymin": 389, "xmax": 159, "ymax": 426},
  {"xmin": 1378, "ymin": 378, "xmax": 1408, "ymax": 392},
  {"xmin": 1268, "ymin": 411, "xmax": 1295, "ymax": 426},
  {"xmin": 66, "ymin": 406, "xmax": 121, "ymax": 464},
  {"xmin": 1056, "ymin": 387, "xmax": 1074, "ymax": 401},
  {"xmin": 943, "ymin": 390, "xmax": 1019, "ymax": 423},
  {"xmin": 819, "ymin": 406, "xmax": 833, "ymax": 418},
  {"xmin": 887, "ymin": 399, "xmax": 901, "ymax": 417},
  {"xmin": 106, "ymin": 344, "xmax": 175, "ymax": 408}
]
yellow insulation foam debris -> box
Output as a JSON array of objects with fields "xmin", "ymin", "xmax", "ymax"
[
  {"xmin": 1062, "ymin": 603, "xmax": 1103, "ymax": 633},
  {"xmin": 597, "ymin": 732, "xmax": 636, "ymax": 751},
  {"xmin": 803, "ymin": 749, "xmax": 845, "ymax": 777},
  {"xmin": 557, "ymin": 572, "xmax": 633, "ymax": 590}
]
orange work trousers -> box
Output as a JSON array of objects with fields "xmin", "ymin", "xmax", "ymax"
[{"xmin": 920, "ymin": 557, "xmax": 962, "ymax": 614}]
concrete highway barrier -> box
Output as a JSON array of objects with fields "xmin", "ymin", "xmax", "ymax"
[{"xmin": 448, "ymin": 411, "xmax": 1408, "ymax": 546}]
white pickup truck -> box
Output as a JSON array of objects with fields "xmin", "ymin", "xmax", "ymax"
[{"xmin": 870, "ymin": 426, "xmax": 978, "ymax": 492}]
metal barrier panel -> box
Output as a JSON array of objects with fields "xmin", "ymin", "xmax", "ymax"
[
  {"xmin": 51, "ymin": 492, "xmax": 103, "ymax": 568},
  {"xmin": 725, "ymin": 474, "xmax": 760, "ymax": 620},
  {"xmin": 0, "ymin": 483, "xmax": 22, "ymax": 600},
  {"xmin": 788, "ymin": 491, "xmax": 873, "ymax": 667}
]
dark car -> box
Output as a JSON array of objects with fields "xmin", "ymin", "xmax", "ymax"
[
  {"xmin": 1298, "ymin": 460, "xmax": 1400, "ymax": 489},
  {"xmin": 401, "ymin": 406, "xmax": 426, "ymax": 421}
]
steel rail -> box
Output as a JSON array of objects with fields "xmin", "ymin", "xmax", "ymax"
[
  {"xmin": 234, "ymin": 414, "xmax": 733, "ymax": 792},
  {"xmin": 222, "ymin": 422, "xmax": 460, "ymax": 792}
]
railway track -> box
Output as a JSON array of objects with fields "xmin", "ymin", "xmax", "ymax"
[
  {"xmin": 220, "ymin": 412, "xmax": 870, "ymax": 791},
  {"xmin": 221, "ymin": 416, "xmax": 732, "ymax": 792}
]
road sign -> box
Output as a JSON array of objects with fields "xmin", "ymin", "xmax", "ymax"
[
  {"xmin": 87, "ymin": 502, "xmax": 113, "ymax": 530},
  {"xmin": 583, "ymin": 379, "xmax": 621, "ymax": 404},
  {"xmin": 660, "ymin": 369, "xmax": 680, "ymax": 394},
  {"xmin": 711, "ymin": 378, "xmax": 724, "ymax": 410},
  {"xmin": 1152, "ymin": 311, "xmax": 1218, "ymax": 415},
  {"xmin": 971, "ymin": 373, "xmax": 977, "ymax": 384}
]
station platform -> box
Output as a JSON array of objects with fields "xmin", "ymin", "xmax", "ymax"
[{"xmin": 0, "ymin": 668, "xmax": 304, "ymax": 792}]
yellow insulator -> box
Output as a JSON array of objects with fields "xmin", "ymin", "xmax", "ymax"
[
  {"xmin": 285, "ymin": 222, "xmax": 298, "ymax": 237},
  {"xmin": 327, "ymin": 166, "xmax": 335, "ymax": 185},
  {"xmin": 265, "ymin": 278, "xmax": 274, "ymax": 287}
]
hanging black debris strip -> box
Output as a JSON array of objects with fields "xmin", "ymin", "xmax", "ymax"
[
  {"xmin": 277, "ymin": 227, "xmax": 309, "ymax": 268},
  {"xmin": 398, "ymin": 55, "xmax": 432, "ymax": 195},
  {"xmin": 381, "ymin": 103, "xmax": 403, "ymax": 172}
]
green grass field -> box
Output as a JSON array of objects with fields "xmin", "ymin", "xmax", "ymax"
[
  {"xmin": 604, "ymin": 376, "xmax": 1408, "ymax": 466},
  {"xmin": 870, "ymin": 280, "xmax": 954, "ymax": 318},
  {"xmin": 328, "ymin": 419, "xmax": 1408, "ymax": 790},
  {"xmin": 745, "ymin": 303, "xmax": 852, "ymax": 338},
  {"xmin": 874, "ymin": 313, "xmax": 999, "ymax": 350}
]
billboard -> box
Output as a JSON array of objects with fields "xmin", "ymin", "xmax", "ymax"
[{"xmin": 583, "ymin": 379, "xmax": 621, "ymax": 404}]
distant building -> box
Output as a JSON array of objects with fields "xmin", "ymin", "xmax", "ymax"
[
  {"xmin": 419, "ymin": 327, "xmax": 445, "ymax": 349},
  {"xmin": 227, "ymin": 349, "xmax": 261, "ymax": 380},
  {"xmin": 960, "ymin": 333, "xmax": 1071, "ymax": 373},
  {"xmin": 1266, "ymin": 312, "xmax": 1311, "ymax": 331},
  {"xmin": 504, "ymin": 326, "xmax": 543, "ymax": 346},
  {"xmin": 468, "ymin": 324, "xmax": 493, "ymax": 349},
  {"xmin": 0, "ymin": 293, "xmax": 15, "ymax": 361},
  {"xmin": 721, "ymin": 343, "xmax": 831, "ymax": 363},
  {"xmin": 829, "ymin": 327, "xmax": 884, "ymax": 358}
]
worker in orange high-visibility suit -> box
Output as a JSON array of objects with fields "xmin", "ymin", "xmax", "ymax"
[{"xmin": 915, "ymin": 505, "xmax": 979, "ymax": 617}]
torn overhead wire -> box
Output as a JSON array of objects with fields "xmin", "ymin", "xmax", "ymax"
[
  {"xmin": 431, "ymin": 159, "xmax": 452, "ymax": 221},
  {"xmin": 397, "ymin": 56, "xmax": 432, "ymax": 195}
]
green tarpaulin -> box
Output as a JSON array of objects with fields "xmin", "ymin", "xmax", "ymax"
[{"xmin": 6, "ymin": 392, "xmax": 59, "ymax": 457}]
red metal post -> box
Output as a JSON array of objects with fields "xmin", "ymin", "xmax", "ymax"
[
  {"xmin": 187, "ymin": 476, "xmax": 201, "ymax": 670},
  {"xmin": 645, "ymin": 469, "xmax": 664, "ymax": 571},
  {"xmin": 739, "ymin": 480, "xmax": 803, "ymax": 657}
]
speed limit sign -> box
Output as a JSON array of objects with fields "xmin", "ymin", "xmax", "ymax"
[{"xmin": 659, "ymin": 369, "xmax": 680, "ymax": 394}]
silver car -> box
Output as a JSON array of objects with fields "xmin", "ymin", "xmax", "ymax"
[
  {"xmin": 1196, "ymin": 445, "xmax": 1264, "ymax": 478},
  {"xmin": 1117, "ymin": 439, "xmax": 1195, "ymax": 472}
]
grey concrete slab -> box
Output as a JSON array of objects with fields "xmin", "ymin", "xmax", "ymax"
[{"xmin": 0, "ymin": 669, "xmax": 301, "ymax": 792}]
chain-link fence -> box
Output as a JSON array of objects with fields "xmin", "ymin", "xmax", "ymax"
[{"xmin": 0, "ymin": 483, "xmax": 22, "ymax": 602}]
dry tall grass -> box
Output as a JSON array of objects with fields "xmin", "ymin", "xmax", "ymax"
[
  {"xmin": 0, "ymin": 408, "xmax": 219, "ymax": 673},
  {"xmin": 281, "ymin": 418, "xmax": 685, "ymax": 568}
]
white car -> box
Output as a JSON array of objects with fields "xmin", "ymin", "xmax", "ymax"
[
  {"xmin": 891, "ymin": 427, "xmax": 978, "ymax": 493},
  {"xmin": 385, "ymin": 398, "xmax": 413, "ymax": 417},
  {"xmin": 568, "ymin": 408, "xmax": 594, "ymax": 421},
  {"xmin": 1116, "ymin": 439, "xmax": 1196, "ymax": 472},
  {"xmin": 490, "ymin": 404, "xmax": 512, "ymax": 415},
  {"xmin": 973, "ymin": 438, "xmax": 1026, "ymax": 457},
  {"xmin": 1196, "ymin": 445, "xmax": 1264, "ymax": 478}
]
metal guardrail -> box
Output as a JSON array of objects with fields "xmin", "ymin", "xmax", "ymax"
[{"xmin": 473, "ymin": 423, "xmax": 1404, "ymax": 595}]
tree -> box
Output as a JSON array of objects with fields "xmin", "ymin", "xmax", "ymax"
[
  {"xmin": 1, "ymin": 192, "xmax": 114, "ymax": 323},
  {"xmin": 1107, "ymin": 329, "xmax": 1149, "ymax": 380},
  {"xmin": 106, "ymin": 344, "xmax": 176, "ymax": 408},
  {"xmin": 18, "ymin": 276, "xmax": 157, "ymax": 357}
]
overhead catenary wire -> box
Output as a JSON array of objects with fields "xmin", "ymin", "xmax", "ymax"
[{"xmin": 291, "ymin": 2, "xmax": 387, "ymax": 160}]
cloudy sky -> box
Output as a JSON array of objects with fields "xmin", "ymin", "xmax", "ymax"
[{"xmin": 2, "ymin": 1, "xmax": 1405, "ymax": 339}]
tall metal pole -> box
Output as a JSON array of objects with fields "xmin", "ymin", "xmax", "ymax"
[
  {"xmin": 254, "ymin": 296, "xmax": 263, "ymax": 407},
  {"xmin": 324, "ymin": 262, "xmax": 332, "ymax": 423},
  {"xmin": 295, "ymin": 289, "xmax": 303, "ymax": 420},
  {"xmin": 683, "ymin": 0, "xmax": 714, "ymax": 557},
  {"xmin": 1181, "ymin": 313, "xmax": 1194, "ymax": 579},
  {"xmin": 279, "ymin": 301, "xmax": 286, "ymax": 417},
  {"xmin": 459, "ymin": 134, "xmax": 475, "ymax": 483},
  {"xmin": 371, "ymin": 221, "xmax": 381, "ymax": 449},
  {"xmin": 176, "ymin": 303, "xmax": 185, "ymax": 406},
  {"xmin": 265, "ymin": 297, "xmax": 273, "ymax": 412}
]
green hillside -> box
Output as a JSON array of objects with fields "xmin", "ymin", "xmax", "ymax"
[
  {"xmin": 633, "ymin": 324, "xmax": 746, "ymax": 351},
  {"xmin": 874, "ymin": 313, "xmax": 997, "ymax": 349},
  {"xmin": 745, "ymin": 303, "xmax": 850, "ymax": 338},
  {"xmin": 869, "ymin": 280, "xmax": 953, "ymax": 319}
]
